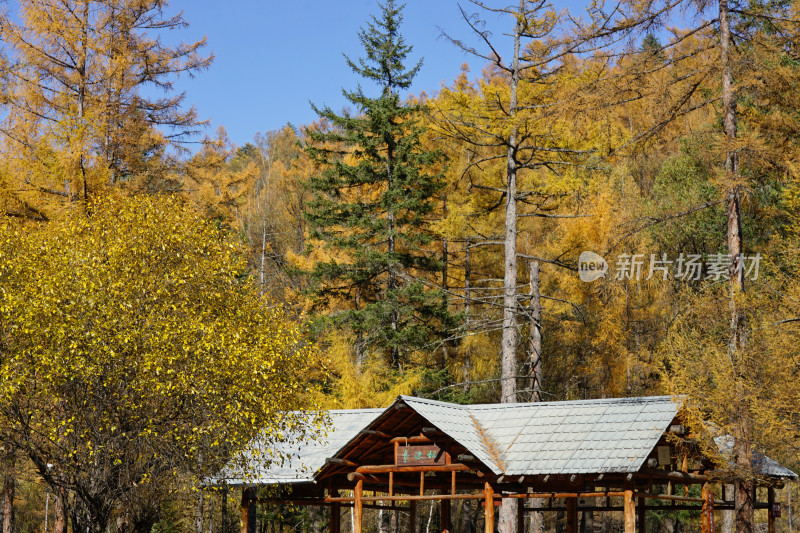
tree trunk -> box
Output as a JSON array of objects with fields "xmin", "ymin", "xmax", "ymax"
[
  {"xmin": 379, "ymin": 508, "xmax": 391, "ymax": 533},
  {"xmin": 387, "ymin": 138, "xmax": 399, "ymax": 369},
  {"xmin": 209, "ymin": 493, "xmax": 215, "ymax": 533},
  {"xmin": 498, "ymin": 5, "xmax": 524, "ymax": 533},
  {"xmin": 459, "ymin": 501, "xmax": 475, "ymax": 533},
  {"xmin": 196, "ymin": 491, "xmax": 205, "ymax": 533},
  {"xmin": 719, "ymin": 0, "xmax": 753, "ymax": 530},
  {"xmin": 528, "ymin": 260, "xmax": 542, "ymax": 402},
  {"xmin": 527, "ymin": 265, "xmax": 545, "ymax": 533},
  {"xmin": 78, "ymin": 0, "xmax": 89, "ymax": 203},
  {"xmin": 722, "ymin": 484, "xmax": 735, "ymax": 533},
  {"xmin": 528, "ymin": 498, "xmax": 544, "ymax": 533},
  {"xmin": 500, "ymin": 0, "xmax": 523, "ymax": 406},
  {"xmin": 54, "ymin": 488, "xmax": 67, "ymax": 533},
  {"xmin": 2, "ymin": 471, "xmax": 13, "ymax": 533}
]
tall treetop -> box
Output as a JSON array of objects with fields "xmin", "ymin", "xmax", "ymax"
[{"xmin": 345, "ymin": 0, "xmax": 422, "ymax": 94}]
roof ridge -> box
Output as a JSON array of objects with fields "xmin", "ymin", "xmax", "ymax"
[
  {"xmin": 398, "ymin": 395, "xmax": 471, "ymax": 409},
  {"xmin": 466, "ymin": 395, "xmax": 676, "ymax": 409},
  {"xmin": 470, "ymin": 413, "xmax": 507, "ymax": 473},
  {"xmin": 328, "ymin": 408, "xmax": 385, "ymax": 414}
]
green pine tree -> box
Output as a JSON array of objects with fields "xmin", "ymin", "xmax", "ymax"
[{"xmin": 304, "ymin": 0, "xmax": 454, "ymax": 370}]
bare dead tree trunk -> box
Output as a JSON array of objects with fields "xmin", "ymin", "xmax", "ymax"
[
  {"xmin": 722, "ymin": 484, "xmax": 735, "ymax": 533},
  {"xmin": 463, "ymin": 238, "xmax": 473, "ymax": 389},
  {"xmin": 720, "ymin": 0, "xmax": 753, "ymax": 531},
  {"xmin": 498, "ymin": 6, "xmax": 524, "ymax": 533},
  {"xmin": 195, "ymin": 491, "xmax": 205, "ymax": 533},
  {"xmin": 442, "ymin": 195, "xmax": 450, "ymax": 366},
  {"xmin": 526, "ymin": 260, "xmax": 544, "ymax": 531},
  {"xmin": 500, "ymin": 0, "xmax": 522, "ymax": 406},
  {"xmin": 379, "ymin": 507, "xmax": 391, "ymax": 533},
  {"xmin": 528, "ymin": 498, "xmax": 545, "ymax": 533},
  {"xmin": 528, "ymin": 260, "xmax": 542, "ymax": 402}
]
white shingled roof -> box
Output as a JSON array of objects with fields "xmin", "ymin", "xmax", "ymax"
[
  {"xmin": 219, "ymin": 395, "xmax": 796, "ymax": 486},
  {"xmin": 400, "ymin": 395, "xmax": 680, "ymax": 475},
  {"xmin": 220, "ymin": 408, "xmax": 382, "ymax": 486},
  {"xmin": 714, "ymin": 436, "xmax": 798, "ymax": 480}
]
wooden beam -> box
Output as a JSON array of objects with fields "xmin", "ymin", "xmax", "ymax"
[
  {"xmin": 410, "ymin": 500, "xmax": 417, "ymax": 533},
  {"xmin": 484, "ymin": 483, "xmax": 494, "ymax": 533},
  {"xmin": 326, "ymin": 494, "xmax": 493, "ymax": 503},
  {"xmin": 633, "ymin": 492, "xmax": 705, "ymax": 504},
  {"xmin": 768, "ymin": 486, "xmax": 775, "ymax": 533},
  {"xmin": 390, "ymin": 435, "xmax": 433, "ymax": 444},
  {"xmin": 356, "ymin": 464, "xmax": 471, "ymax": 474},
  {"xmin": 240, "ymin": 487, "xmax": 250, "ymax": 533},
  {"xmin": 330, "ymin": 500, "xmax": 341, "ymax": 533},
  {"xmin": 347, "ymin": 473, "xmax": 372, "ymax": 483},
  {"xmin": 638, "ymin": 495, "xmax": 646, "ymax": 533},
  {"xmin": 327, "ymin": 458, "xmax": 359, "ymax": 467},
  {"xmin": 354, "ymin": 480, "xmax": 363, "ymax": 533},
  {"xmin": 701, "ymin": 483, "xmax": 711, "ymax": 533},
  {"xmin": 360, "ymin": 429, "xmax": 391, "ymax": 439},
  {"xmin": 441, "ymin": 498, "xmax": 452, "ymax": 533},
  {"xmin": 566, "ymin": 497, "xmax": 577, "ymax": 533},
  {"xmin": 505, "ymin": 491, "xmax": 626, "ymax": 500},
  {"xmin": 516, "ymin": 495, "xmax": 525, "ymax": 533},
  {"xmin": 637, "ymin": 468, "xmax": 708, "ymax": 483},
  {"xmin": 624, "ymin": 488, "xmax": 635, "ymax": 533}
]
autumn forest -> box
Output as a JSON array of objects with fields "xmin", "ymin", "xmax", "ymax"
[{"xmin": 0, "ymin": 0, "xmax": 799, "ymax": 532}]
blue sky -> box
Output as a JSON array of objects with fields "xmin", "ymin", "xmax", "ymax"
[{"xmin": 167, "ymin": 1, "xmax": 531, "ymax": 147}]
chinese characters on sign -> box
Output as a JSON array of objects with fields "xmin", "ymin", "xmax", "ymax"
[
  {"xmin": 395, "ymin": 444, "xmax": 445, "ymax": 466},
  {"xmin": 578, "ymin": 251, "xmax": 762, "ymax": 283}
]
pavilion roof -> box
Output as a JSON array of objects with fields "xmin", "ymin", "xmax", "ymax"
[{"xmin": 221, "ymin": 395, "xmax": 797, "ymax": 486}]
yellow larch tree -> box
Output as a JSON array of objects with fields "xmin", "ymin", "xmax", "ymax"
[{"xmin": 0, "ymin": 0, "xmax": 211, "ymax": 219}]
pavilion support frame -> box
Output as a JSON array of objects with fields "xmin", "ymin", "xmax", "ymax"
[{"xmin": 249, "ymin": 463, "xmax": 790, "ymax": 533}]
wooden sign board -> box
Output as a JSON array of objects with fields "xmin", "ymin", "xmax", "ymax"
[{"xmin": 395, "ymin": 443, "xmax": 446, "ymax": 466}]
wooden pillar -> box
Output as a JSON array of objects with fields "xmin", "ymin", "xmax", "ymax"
[
  {"xmin": 354, "ymin": 480, "xmax": 363, "ymax": 533},
  {"xmin": 410, "ymin": 500, "xmax": 417, "ymax": 533},
  {"xmin": 516, "ymin": 497, "xmax": 525, "ymax": 533},
  {"xmin": 638, "ymin": 495, "xmax": 647, "ymax": 533},
  {"xmin": 484, "ymin": 483, "xmax": 494, "ymax": 533},
  {"xmin": 768, "ymin": 486, "xmax": 776, "ymax": 533},
  {"xmin": 566, "ymin": 497, "xmax": 577, "ymax": 533},
  {"xmin": 247, "ymin": 500, "xmax": 256, "ymax": 533},
  {"xmin": 624, "ymin": 488, "xmax": 635, "ymax": 533},
  {"xmin": 701, "ymin": 482, "xmax": 711, "ymax": 533},
  {"xmin": 442, "ymin": 498, "xmax": 452, "ymax": 533},
  {"xmin": 240, "ymin": 487, "xmax": 250, "ymax": 533},
  {"xmin": 330, "ymin": 488, "xmax": 341, "ymax": 533}
]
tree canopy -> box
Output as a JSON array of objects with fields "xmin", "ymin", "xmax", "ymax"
[
  {"xmin": 0, "ymin": 195, "xmax": 323, "ymax": 533},
  {"xmin": 303, "ymin": 0, "xmax": 456, "ymax": 371}
]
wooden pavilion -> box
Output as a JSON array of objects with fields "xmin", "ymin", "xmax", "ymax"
[{"xmin": 221, "ymin": 395, "xmax": 796, "ymax": 533}]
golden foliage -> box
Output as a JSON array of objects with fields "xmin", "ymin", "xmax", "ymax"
[{"xmin": 0, "ymin": 194, "xmax": 326, "ymax": 531}]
